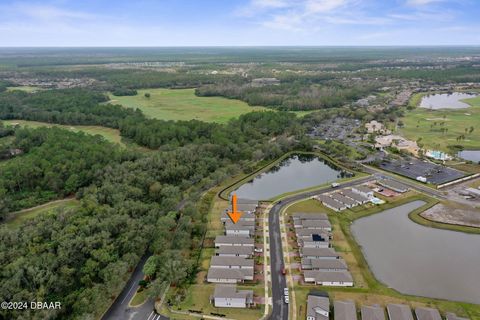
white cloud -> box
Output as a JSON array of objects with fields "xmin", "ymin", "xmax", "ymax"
[{"xmin": 405, "ymin": 0, "xmax": 444, "ymax": 6}]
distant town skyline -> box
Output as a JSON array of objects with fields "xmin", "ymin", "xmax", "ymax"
[{"xmin": 0, "ymin": 0, "xmax": 479, "ymax": 47}]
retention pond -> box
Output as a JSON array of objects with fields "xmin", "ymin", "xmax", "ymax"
[
  {"xmin": 351, "ymin": 200, "xmax": 480, "ymax": 304},
  {"xmin": 234, "ymin": 154, "xmax": 349, "ymax": 200}
]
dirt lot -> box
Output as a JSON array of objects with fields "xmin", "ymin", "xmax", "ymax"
[{"xmin": 421, "ymin": 203, "xmax": 480, "ymax": 228}]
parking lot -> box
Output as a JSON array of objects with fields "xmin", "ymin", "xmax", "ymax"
[{"xmin": 379, "ymin": 158, "xmax": 466, "ymax": 185}]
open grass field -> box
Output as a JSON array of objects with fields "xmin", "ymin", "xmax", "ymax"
[
  {"xmin": 400, "ymin": 96, "xmax": 480, "ymax": 152},
  {"xmin": 284, "ymin": 194, "xmax": 480, "ymax": 320},
  {"xmin": 4, "ymin": 198, "xmax": 79, "ymax": 228},
  {"xmin": 6, "ymin": 86, "xmax": 43, "ymax": 93},
  {"xmin": 2, "ymin": 119, "xmax": 124, "ymax": 146},
  {"xmin": 108, "ymin": 88, "xmax": 269, "ymax": 123}
]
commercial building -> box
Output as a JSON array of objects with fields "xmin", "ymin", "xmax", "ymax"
[
  {"xmin": 352, "ymin": 185, "xmax": 374, "ymax": 199},
  {"xmin": 377, "ymin": 179, "xmax": 409, "ymax": 193},
  {"xmin": 342, "ymin": 189, "xmax": 369, "ymax": 204},
  {"xmin": 212, "ymin": 284, "xmax": 253, "ymax": 308}
]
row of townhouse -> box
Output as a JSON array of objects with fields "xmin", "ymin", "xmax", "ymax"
[
  {"xmin": 315, "ymin": 185, "xmax": 372, "ymax": 212},
  {"xmin": 208, "ymin": 198, "xmax": 259, "ymax": 309},
  {"xmin": 306, "ymin": 292, "xmax": 469, "ymax": 320},
  {"xmin": 292, "ymin": 212, "xmax": 353, "ymax": 287}
]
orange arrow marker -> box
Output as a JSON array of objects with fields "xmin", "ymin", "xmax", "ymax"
[{"xmin": 227, "ymin": 194, "xmax": 243, "ymax": 224}]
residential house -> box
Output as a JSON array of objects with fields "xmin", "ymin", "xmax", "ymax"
[
  {"xmin": 387, "ymin": 304, "xmax": 414, "ymax": 320},
  {"xmin": 304, "ymin": 271, "xmax": 353, "ymax": 286},
  {"xmin": 446, "ymin": 313, "xmax": 469, "ymax": 320},
  {"xmin": 361, "ymin": 305, "xmax": 386, "ymax": 320},
  {"xmin": 212, "ymin": 284, "xmax": 253, "ymax": 308},
  {"xmin": 225, "ymin": 220, "xmax": 255, "ymax": 237},
  {"xmin": 215, "ymin": 246, "xmax": 254, "ymax": 258},
  {"xmin": 330, "ymin": 193, "xmax": 358, "ymax": 208},
  {"xmin": 335, "ymin": 300, "xmax": 357, "ymax": 320},
  {"xmin": 221, "ymin": 211, "xmax": 256, "ymax": 223},
  {"xmin": 306, "ymin": 292, "xmax": 330, "ymax": 320},
  {"xmin": 301, "ymin": 248, "xmax": 340, "ymax": 260},
  {"xmin": 300, "ymin": 219, "xmax": 332, "ymax": 231},
  {"xmin": 301, "ymin": 258, "xmax": 347, "ymax": 271},
  {"xmin": 207, "ymin": 268, "xmax": 253, "ymax": 283},
  {"xmin": 316, "ymin": 195, "xmax": 347, "ymax": 212},
  {"xmin": 415, "ymin": 307, "xmax": 442, "ymax": 320},
  {"xmin": 299, "ymin": 234, "xmax": 330, "ymax": 248},
  {"xmin": 209, "ymin": 256, "xmax": 254, "ymax": 270},
  {"xmin": 215, "ymin": 236, "xmax": 254, "ymax": 247}
]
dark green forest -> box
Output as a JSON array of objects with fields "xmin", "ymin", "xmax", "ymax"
[{"xmin": 0, "ymin": 90, "xmax": 308, "ymax": 319}]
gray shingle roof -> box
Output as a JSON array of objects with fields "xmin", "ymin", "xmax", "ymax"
[
  {"xmin": 307, "ymin": 294, "xmax": 330, "ymax": 320},
  {"xmin": 387, "ymin": 304, "xmax": 414, "ymax": 320},
  {"xmin": 446, "ymin": 313, "xmax": 469, "ymax": 320},
  {"xmin": 415, "ymin": 307, "xmax": 442, "ymax": 320},
  {"xmin": 303, "ymin": 258, "xmax": 347, "ymax": 270},
  {"xmin": 334, "ymin": 300, "xmax": 357, "ymax": 320},
  {"xmin": 361, "ymin": 305, "xmax": 386, "ymax": 320},
  {"xmin": 213, "ymin": 284, "xmax": 253, "ymax": 300},
  {"xmin": 215, "ymin": 236, "xmax": 254, "ymax": 246},
  {"xmin": 292, "ymin": 212, "xmax": 329, "ymax": 220},
  {"xmin": 216, "ymin": 246, "xmax": 254, "ymax": 256},
  {"xmin": 330, "ymin": 193, "xmax": 357, "ymax": 206},
  {"xmin": 210, "ymin": 256, "xmax": 254, "ymax": 268},
  {"xmin": 304, "ymin": 270, "xmax": 353, "ymax": 283},
  {"xmin": 342, "ymin": 189, "xmax": 369, "ymax": 203},
  {"xmin": 301, "ymin": 247, "xmax": 340, "ymax": 258}
]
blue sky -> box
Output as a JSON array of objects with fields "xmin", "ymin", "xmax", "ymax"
[{"xmin": 0, "ymin": 0, "xmax": 479, "ymax": 46}]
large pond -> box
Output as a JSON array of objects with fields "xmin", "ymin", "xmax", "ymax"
[
  {"xmin": 234, "ymin": 154, "xmax": 349, "ymax": 200},
  {"xmin": 351, "ymin": 200, "xmax": 480, "ymax": 304},
  {"xmin": 420, "ymin": 92, "xmax": 477, "ymax": 109},
  {"xmin": 458, "ymin": 150, "xmax": 480, "ymax": 163}
]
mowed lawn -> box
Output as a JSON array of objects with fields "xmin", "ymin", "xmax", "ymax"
[
  {"xmin": 108, "ymin": 88, "xmax": 268, "ymax": 123},
  {"xmin": 2, "ymin": 120, "xmax": 124, "ymax": 146},
  {"xmin": 400, "ymin": 97, "xmax": 480, "ymax": 152}
]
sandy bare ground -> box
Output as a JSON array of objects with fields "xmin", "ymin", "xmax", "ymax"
[{"xmin": 421, "ymin": 203, "xmax": 480, "ymax": 228}]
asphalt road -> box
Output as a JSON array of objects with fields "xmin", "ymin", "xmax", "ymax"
[
  {"xmin": 267, "ymin": 176, "xmax": 374, "ymax": 320},
  {"xmin": 101, "ymin": 200, "xmax": 188, "ymax": 320},
  {"xmin": 101, "ymin": 254, "xmax": 166, "ymax": 320}
]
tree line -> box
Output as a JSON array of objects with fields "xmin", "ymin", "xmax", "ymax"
[{"xmin": 0, "ymin": 91, "xmax": 309, "ymax": 319}]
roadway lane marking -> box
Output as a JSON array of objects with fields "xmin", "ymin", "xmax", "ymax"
[
  {"xmin": 146, "ymin": 311, "xmax": 154, "ymax": 320},
  {"xmin": 120, "ymin": 281, "xmax": 139, "ymax": 304}
]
